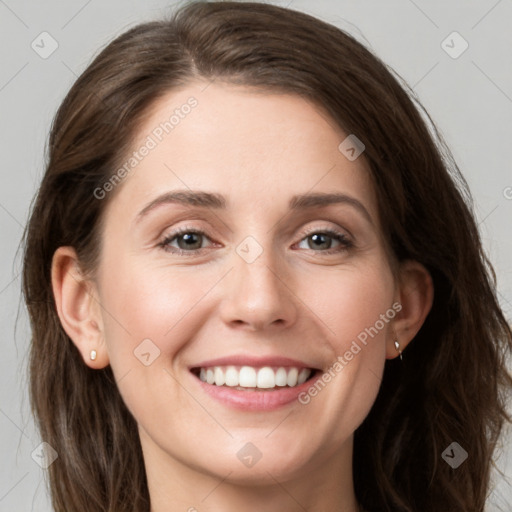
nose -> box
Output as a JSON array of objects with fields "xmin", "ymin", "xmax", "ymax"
[{"xmin": 218, "ymin": 242, "xmax": 298, "ymax": 332}]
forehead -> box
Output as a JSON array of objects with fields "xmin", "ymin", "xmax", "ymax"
[{"xmin": 104, "ymin": 81, "xmax": 378, "ymax": 223}]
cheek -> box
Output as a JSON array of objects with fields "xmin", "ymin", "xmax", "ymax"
[
  {"xmin": 95, "ymin": 258, "xmax": 210, "ymax": 419},
  {"xmin": 300, "ymin": 258, "xmax": 394, "ymax": 410},
  {"xmin": 96, "ymin": 256, "xmax": 209, "ymax": 368},
  {"xmin": 118, "ymin": 268, "xmax": 194, "ymax": 334},
  {"xmin": 99, "ymin": 246, "xmax": 395, "ymax": 362},
  {"xmin": 304, "ymin": 259, "xmax": 395, "ymax": 346}
]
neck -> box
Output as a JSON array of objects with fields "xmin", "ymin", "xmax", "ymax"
[{"xmin": 142, "ymin": 431, "xmax": 360, "ymax": 512}]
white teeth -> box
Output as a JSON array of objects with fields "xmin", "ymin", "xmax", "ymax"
[
  {"xmin": 224, "ymin": 366, "xmax": 239, "ymax": 387},
  {"xmin": 196, "ymin": 365, "xmax": 313, "ymax": 389},
  {"xmin": 275, "ymin": 367, "xmax": 288, "ymax": 386},
  {"xmin": 257, "ymin": 367, "xmax": 275, "ymax": 388},
  {"xmin": 297, "ymin": 368, "xmax": 310, "ymax": 385},
  {"xmin": 239, "ymin": 366, "xmax": 257, "ymax": 387},
  {"xmin": 214, "ymin": 366, "xmax": 225, "ymax": 386},
  {"xmin": 287, "ymin": 367, "xmax": 299, "ymax": 387}
]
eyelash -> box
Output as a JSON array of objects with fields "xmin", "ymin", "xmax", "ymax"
[{"xmin": 157, "ymin": 225, "xmax": 354, "ymax": 256}]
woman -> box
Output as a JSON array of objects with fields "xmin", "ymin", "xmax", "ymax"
[{"xmin": 22, "ymin": 1, "xmax": 512, "ymax": 511}]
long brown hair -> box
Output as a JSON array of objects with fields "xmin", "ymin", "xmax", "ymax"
[{"xmin": 22, "ymin": 1, "xmax": 512, "ymax": 510}]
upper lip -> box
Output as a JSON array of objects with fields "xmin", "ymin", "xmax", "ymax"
[{"xmin": 189, "ymin": 355, "xmax": 320, "ymax": 370}]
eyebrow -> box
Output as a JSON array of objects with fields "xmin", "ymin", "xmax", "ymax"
[{"xmin": 135, "ymin": 190, "xmax": 373, "ymax": 225}]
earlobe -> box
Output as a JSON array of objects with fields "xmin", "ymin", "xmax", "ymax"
[
  {"xmin": 51, "ymin": 246, "xmax": 109, "ymax": 369},
  {"xmin": 386, "ymin": 260, "xmax": 434, "ymax": 359}
]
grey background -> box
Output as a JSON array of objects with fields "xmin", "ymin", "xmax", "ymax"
[{"xmin": 1, "ymin": 0, "xmax": 511, "ymax": 510}]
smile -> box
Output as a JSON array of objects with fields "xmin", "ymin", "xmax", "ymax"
[
  {"xmin": 194, "ymin": 365, "xmax": 314, "ymax": 389},
  {"xmin": 189, "ymin": 355, "xmax": 323, "ymax": 410}
]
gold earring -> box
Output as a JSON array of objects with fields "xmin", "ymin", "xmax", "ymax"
[
  {"xmin": 394, "ymin": 340, "xmax": 403, "ymax": 361},
  {"xmin": 90, "ymin": 350, "xmax": 97, "ymax": 361}
]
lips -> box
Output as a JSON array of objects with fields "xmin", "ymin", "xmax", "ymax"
[{"xmin": 189, "ymin": 355, "xmax": 319, "ymax": 394}]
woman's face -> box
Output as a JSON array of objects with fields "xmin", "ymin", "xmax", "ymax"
[{"xmin": 94, "ymin": 81, "xmax": 398, "ymax": 485}]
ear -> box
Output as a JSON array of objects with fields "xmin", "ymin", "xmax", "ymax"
[
  {"xmin": 51, "ymin": 246, "xmax": 109, "ymax": 369},
  {"xmin": 386, "ymin": 259, "xmax": 434, "ymax": 359}
]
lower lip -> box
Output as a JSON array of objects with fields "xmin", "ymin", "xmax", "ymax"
[{"xmin": 192, "ymin": 371, "xmax": 321, "ymax": 411}]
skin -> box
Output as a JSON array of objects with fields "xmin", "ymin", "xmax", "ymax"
[{"xmin": 52, "ymin": 81, "xmax": 433, "ymax": 512}]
